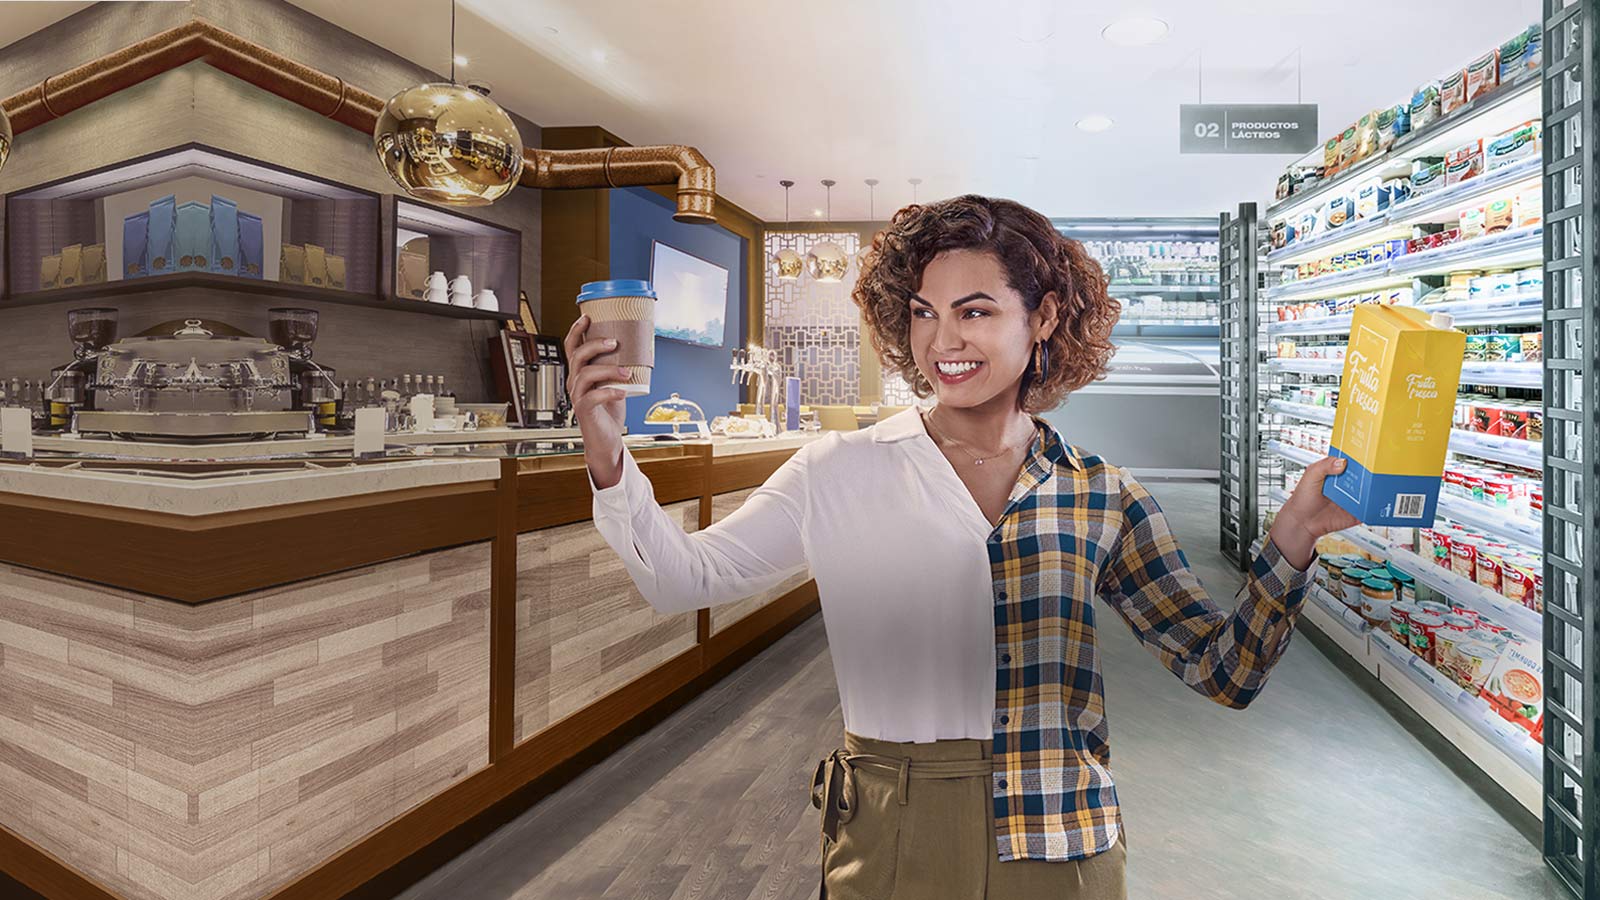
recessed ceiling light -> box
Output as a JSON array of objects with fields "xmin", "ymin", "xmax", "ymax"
[
  {"xmin": 1076, "ymin": 115, "xmax": 1114, "ymax": 133},
  {"xmin": 1101, "ymin": 16, "xmax": 1169, "ymax": 47},
  {"xmin": 453, "ymin": 55, "xmax": 469, "ymax": 67}
]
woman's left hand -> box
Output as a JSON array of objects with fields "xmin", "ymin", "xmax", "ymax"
[{"xmin": 1268, "ymin": 456, "xmax": 1361, "ymax": 570}]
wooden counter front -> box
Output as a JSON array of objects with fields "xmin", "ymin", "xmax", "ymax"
[{"xmin": 0, "ymin": 439, "xmax": 820, "ymax": 900}]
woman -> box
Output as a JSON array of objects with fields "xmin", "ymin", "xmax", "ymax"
[{"xmin": 569, "ymin": 195, "xmax": 1356, "ymax": 900}]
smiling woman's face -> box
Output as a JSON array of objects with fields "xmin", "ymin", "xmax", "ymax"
[{"xmin": 909, "ymin": 248, "xmax": 1054, "ymax": 410}]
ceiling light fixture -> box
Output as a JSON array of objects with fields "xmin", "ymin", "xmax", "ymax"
[
  {"xmin": 857, "ymin": 178, "xmax": 879, "ymax": 269},
  {"xmin": 1076, "ymin": 114, "xmax": 1115, "ymax": 133},
  {"xmin": 806, "ymin": 180, "xmax": 849, "ymax": 284},
  {"xmin": 0, "ymin": 105, "xmax": 10, "ymax": 174},
  {"xmin": 373, "ymin": 0, "xmax": 525, "ymax": 206},
  {"xmin": 909, "ymin": 177, "xmax": 921, "ymax": 204},
  {"xmin": 1101, "ymin": 16, "xmax": 1170, "ymax": 47},
  {"xmin": 453, "ymin": 55, "xmax": 469, "ymax": 67},
  {"xmin": 770, "ymin": 180, "xmax": 803, "ymax": 283}
]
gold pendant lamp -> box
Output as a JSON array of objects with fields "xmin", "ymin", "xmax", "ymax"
[
  {"xmin": 805, "ymin": 179, "xmax": 848, "ymax": 283},
  {"xmin": 770, "ymin": 180, "xmax": 804, "ymax": 282},
  {"xmin": 373, "ymin": 0, "xmax": 525, "ymax": 206},
  {"xmin": 0, "ymin": 105, "xmax": 11, "ymax": 173}
]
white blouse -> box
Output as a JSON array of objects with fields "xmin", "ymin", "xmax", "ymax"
[{"xmin": 589, "ymin": 407, "xmax": 1003, "ymax": 742}]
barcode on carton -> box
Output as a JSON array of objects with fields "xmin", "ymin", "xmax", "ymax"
[{"xmin": 1395, "ymin": 494, "xmax": 1426, "ymax": 519}]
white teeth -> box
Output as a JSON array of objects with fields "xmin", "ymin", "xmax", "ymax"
[{"xmin": 937, "ymin": 361, "xmax": 981, "ymax": 375}]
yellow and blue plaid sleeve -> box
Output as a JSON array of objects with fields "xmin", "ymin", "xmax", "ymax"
[{"xmin": 1096, "ymin": 470, "xmax": 1314, "ymax": 709}]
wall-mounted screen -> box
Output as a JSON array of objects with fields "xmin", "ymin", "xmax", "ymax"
[{"xmin": 650, "ymin": 240, "xmax": 728, "ymax": 348}]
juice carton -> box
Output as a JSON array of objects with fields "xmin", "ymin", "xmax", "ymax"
[{"xmin": 1323, "ymin": 305, "xmax": 1466, "ymax": 526}]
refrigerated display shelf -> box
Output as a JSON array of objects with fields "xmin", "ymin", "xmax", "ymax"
[
  {"xmin": 1437, "ymin": 494, "xmax": 1542, "ymax": 548},
  {"xmin": 1265, "ymin": 291, "xmax": 1543, "ymax": 337},
  {"xmin": 1266, "ymin": 157, "xmax": 1542, "ymax": 267},
  {"xmin": 1267, "ymin": 226, "xmax": 1544, "ymax": 304},
  {"xmin": 1107, "ymin": 284, "xmax": 1218, "ymax": 295},
  {"xmin": 1268, "ymin": 358, "xmax": 1541, "ymax": 388},
  {"xmin": 1265, "ymin": 441, "xmax": 1542, "ymax": 548},
  {"xmin": 1267, "ymin": 401, "xmax": 1541, "ymax": 469},
  {"xmin": 1263, "ymin": 493, "xmax": 1544, "ymax": 792},
  {"xmin": 1336, "ymin": 524, "xmax": 1542, "ymax": 635},
  {"xmin": 1265, "ymin": 71, "xmax": 1541, "ymax": 222}
]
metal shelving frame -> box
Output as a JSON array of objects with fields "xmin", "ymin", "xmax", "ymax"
[
  {"xmin": 1218, "ymin": 203, "xmax": 1258, "ymax": 570},
  {"xmin": 1541, "ymin": 2, "xmax": 1599, "ymax": 896}
]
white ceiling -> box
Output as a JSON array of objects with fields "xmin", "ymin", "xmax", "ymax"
[{"xmin": 5, "ymin": 1, "xmax": 1542, "ymax": 222}]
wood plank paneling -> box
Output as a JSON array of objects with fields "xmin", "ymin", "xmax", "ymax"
[
  {"xmin": 512, "ymin": 501, "xmax": 700, "ymax": 745},
  {"xmin": 0, "ymin": 544, "xmax": 491, "ymax": 900}
]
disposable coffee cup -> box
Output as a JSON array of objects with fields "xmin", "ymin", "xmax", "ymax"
[{"xmin": 576, "ymin": 279, "xmax": 657, "ymax": 396}]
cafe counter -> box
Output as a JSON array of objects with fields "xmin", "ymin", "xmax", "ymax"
[{"xmin": 0, "ymin": 432, "xmax": 824, "ymax": 900}]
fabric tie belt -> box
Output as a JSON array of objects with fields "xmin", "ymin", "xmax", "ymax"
[{"xmin": 810, "ymin": 748, "xmax": 993, "ymax": 843}]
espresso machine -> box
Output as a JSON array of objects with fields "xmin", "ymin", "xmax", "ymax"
[{"xmin": 489, "ymin": 331, "xmax": 570, "ymax": 428}]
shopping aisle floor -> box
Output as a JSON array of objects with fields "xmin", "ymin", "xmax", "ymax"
[{"xmin": 400, "ymin": 481, "xmax": 1564, "ymax": 900}]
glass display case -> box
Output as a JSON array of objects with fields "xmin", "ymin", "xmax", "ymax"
[
  {"xmin": 1053, "ymin": 218, "xmax": 1221, "ymax": 338},
  {"xmin": 642, "ymin": 392, "xmax": 709, "ymax": 438},
  {"xmin": 390, "ymin": 198, "xmax": 520, "ymax": 318}
]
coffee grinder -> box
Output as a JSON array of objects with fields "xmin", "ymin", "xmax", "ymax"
[{"xmin": 269, "ymin": 308, "xmax": 340, "ymax": 430}]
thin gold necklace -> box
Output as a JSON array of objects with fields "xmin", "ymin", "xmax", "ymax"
[{"xmin": 922, "ymin": 408, "xmax": 1030, "ymax": 466}]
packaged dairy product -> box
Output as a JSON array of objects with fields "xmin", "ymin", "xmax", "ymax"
[
  {"xmin": 1355, "ymin": 179, "xmax": 1390, "ymax": 219},
  {"xmin": 1459, "ymin": 206, "xmax": 1487, "ymax": 240},
  {"xmin": 1411, "ymin": 158, "xmax": 1447, "ymax": 195},
  {"xmin": 1499, "ymin": 24, "xmax": 1543, "ymax": 81},
  {"xmin": 1445, "ymin": 141, "xmax": 1484, "ymax": 186},
  {"xmin": 1512, "ymin": 191, "xmax": 1541, "ymax": 228},
  {"xmin": 1411, "ymin": 82, "xmax": 1442, "ymax": 129},
  {"xmin": 1376, "ymin": 104, "xmax": 1410, "ymax": 152},
  {"xmin": 1336, "ymin": 124, "xmax": 1362, "ymax": 170},
  {"xmin": 1323, "ymin": 305, "xmax": 1466, "ymax": 526},
  {"xmin": 1355, "ymin": 110, "xmax": 1382, "ymax": 161},
  {"xmin": 1484, "ymin": 198, "xmax": 1514, "ymax": 234},
  {"xmin": 1323, "ymin": 137, "xmax": 1342, "ymax": 175},
  {"xmin": 1440, "ymin": 70, "xmax": 1468, "ymax": 116},
  {"xmin": 1325, "ymin": 195, "xmax": 1355, "ymax": 229},
  {"xmin": 1486, "ymin": 120, "xmax": 1541, "ymax": 170},
  {"xmin": 1465, "ymin": 50, "xmax": 1501, "ymax": 102}
]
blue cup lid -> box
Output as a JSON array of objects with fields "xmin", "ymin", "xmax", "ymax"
[{"xmin": 577, "ymin": 279, "xmax": 656, "ymax": 302}]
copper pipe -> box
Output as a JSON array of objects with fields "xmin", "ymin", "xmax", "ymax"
[
  {"xmin": 0, "ymin": 19, "xmax": 715, "ymax": 222},
  {"xmin": 2, "ymin": 20, "xmax": 381, "ymax": 135},
  {"xmin": 522, "ymin": 144, "xmax": 717, "ymax": 224}
]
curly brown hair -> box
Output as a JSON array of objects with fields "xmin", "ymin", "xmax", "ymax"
[{"xmin": 852, "ymin": 195, "xmax": 1120, "ymax": 413}]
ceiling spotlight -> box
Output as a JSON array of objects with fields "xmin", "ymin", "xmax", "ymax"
[
  {"xmin": 1076, "ymin": 114, "xmax": 1115, "ymax": 133},
  {"xmin": 813, "ymin": 209, "xmax": 824, "ymax": 217},
  {"xmin": 1101, "ymin": 16, "xmax": 1170, "ymax": 47},
  {"xmin": 453, "ymin": 55, "xmax": 469, "ymax": 67}
]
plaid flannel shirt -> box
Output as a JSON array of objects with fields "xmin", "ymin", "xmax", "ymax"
[{"xmin": 990, "ymin": 416, "xmax": 1313, "ymax": 862}]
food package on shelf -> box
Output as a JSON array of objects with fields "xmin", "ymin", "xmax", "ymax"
[
  {"xmin": 123, "ymin": 212, "xmax": 150, "ymax": 279},
  {"xmin": 1410, "ymin": 157, "xmax": 1447, "ymax": 195},
  {"xmin": 238, "ymin": 212, "xmax": 264, "ymax": 279},
  {"xmin": 1322, "ymin": 304, "xmax": 1466, "ymax": 526},
  {"xmin": 147, "ymin": 194, "xmax": 177, "ymax": 275},
  {"xmin": 280, "ymin": 243, "xmax": 306, "ymax": 284},
  {"xmin": 1323, "ymin": 137, "xmax": 1342, "ymax": 176},
  {"xmin": 80, "ymin": 243, "xmax": 106, "ymax": 285},
  {"xmin": 209, "ymin": 195, "xmax": 240, "ymax": 276},
  {"xmin": 1376, "ymin": 103, "xmax": 1411, "ymax": 152},
  {"xmin": 1355, "ymin": 110, "xmax": 1382, "ymax": 161},
  {"xmin": 1465, "ymin": 49, "xmax": 1501, "ymax": 103},
  {"xmin": 58, "ymin": 243, "xmax": 84, "ymax": 287},
  {"xmin": 39, "ymin": 253, "xmax": 62, "ymax": 290},
  {"xmin": 1355, "ymin": 179, "xmax": 1392, "ymax": 219},
  {"xmin": 1440, "ymin": 70, "xmax": 1469, "ymax": 117},
  {"xmin": 1324, "ymin": 195, "xmax": 1355, "ymax": 230},
  {"xmin": 1486, "ymin": 120, "xmax": 1541, "ymax": 170},
  {"xmin": 1444, "ymin": 140, "xmax": 1484, "ymax": 186},
  {"xmin": 1499, "ymin": 25, "xmax": 1542, "ymax": 82},
  {"xmin": 1512, "ymin": 191, "xmax": 1541, "ymax": 229},
  {"xmin": 1484, "ymin": 198, "xmax": 1514, "ymax": 234},
  {"xmin": 326, "ymin": 254, "xmax": 347, "ymax": 290},
  {"xmin": 303, "ymin": 244, "xmax": 329, "ymax": 287},
  {"xmin": 1336, "ymin": 123, "xmax": 1362, "ymax": 171},
  {"xmin": 175, "ymin": 201, "xmax": 210, "ymax": 272},
  {"xmin": 1459, "ymin": 206, "xmax": 1487, "ymax": 240},
  {"xmin": 1479, "ymin": 633, "xmax": 1543, "ymax": 742},
  {"xmin": 1410, "ymin": 81, "xmax": 1442, "ymax": 130}
]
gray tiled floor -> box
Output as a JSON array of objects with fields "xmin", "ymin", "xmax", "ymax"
[{"xmin": 402, "ymin": 480, "xmax": 1565, "ymax": 900}]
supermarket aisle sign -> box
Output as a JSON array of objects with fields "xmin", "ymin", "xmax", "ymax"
[{"xmin": 1179, "ymin": 104, "xmax": 1319, "ymax": 154}]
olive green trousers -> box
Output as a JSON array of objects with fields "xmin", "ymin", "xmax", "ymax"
[{"xmin": 811, "ymin": 730, "xmax": 1127, "ymax": 900}]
